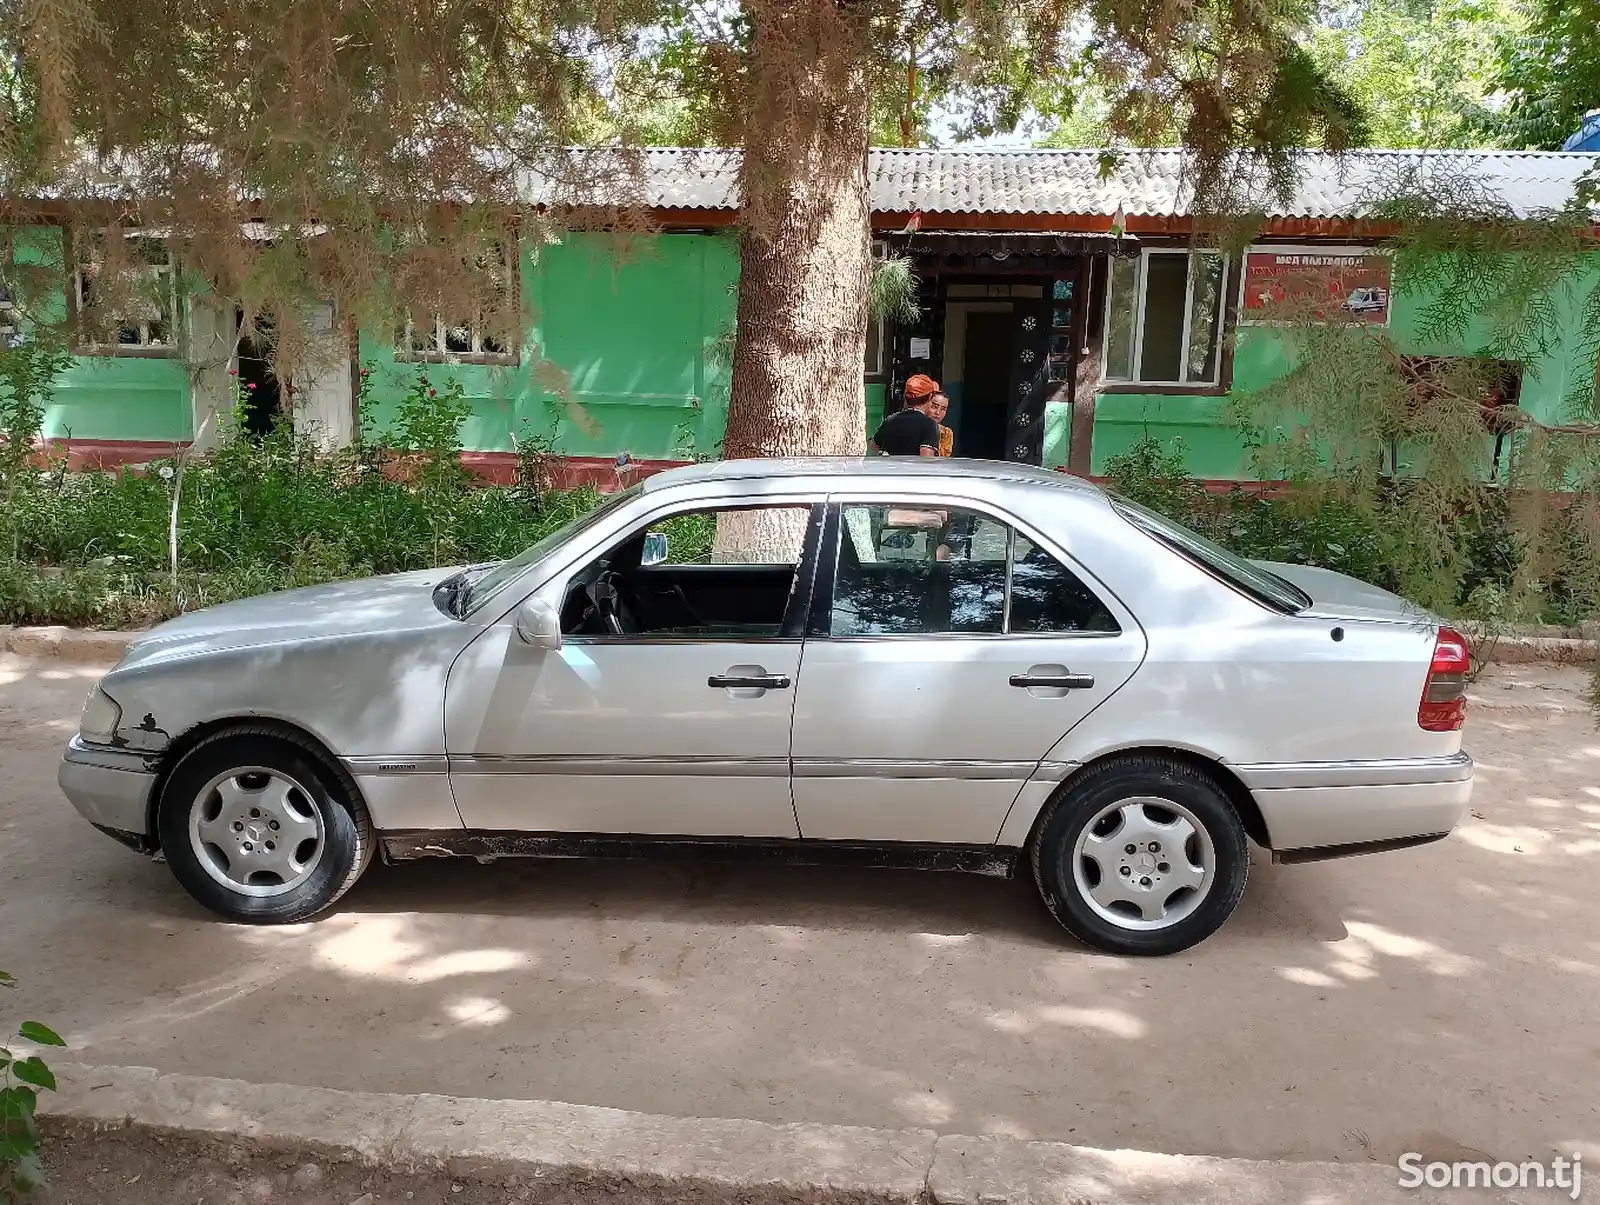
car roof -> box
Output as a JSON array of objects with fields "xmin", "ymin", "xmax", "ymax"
[{"xmin": 641, "ymin": 457, "xmax": 1107, "ymax": 497}]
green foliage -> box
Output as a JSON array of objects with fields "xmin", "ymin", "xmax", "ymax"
[
  {"xmin": 391, "ymin": 371, "xmax": 474, "ymax": 567},
  {"xmin": 1223, "ymin": 161, "xmax": 1600, "ymax": 636},
  {"xmin": 1307, "ymin": 0, "xmax": 1512, "ymax": 150},
  {"xmin": 1104, "ymin": 433, "xmax": 1542, "ymax": 616},
  {"xmin": 1492, "ymin": 0, "xmax": 1600, "ymax": 150},
  {"xmin": 0, "ymin": 362, "xmax": 613, "ymax": 626},
  {"xmin": 1102, "ymin": 433, "xmax": 1212, "ymax": 525},
  {"xmin": 868, "ymin": 255, "xmax": 920, "ymax": 326},
  {"xmin": 0, "ymin": 972, "xmax": 65, "ymax": 1203},
  {"xmin": 0, "ymin": 341, "xmax": 73, "ymax": 563}
]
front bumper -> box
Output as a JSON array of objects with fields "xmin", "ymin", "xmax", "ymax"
[
  {"xmin": 59, "ymin": 736, "xmax": 158, "ymax": 845},
  {"xmin": 1240, "ymin": 751, "xmax": 1474, "ymax": 856}
]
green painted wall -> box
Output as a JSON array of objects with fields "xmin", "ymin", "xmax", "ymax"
[
  {"xmin": 1087, "ymin": 255, "xmax": 1600, "ymax": 478},
  {"xmin": 30, "ymin": 222, "xmax": 1593, "ymax": 482},
  {"xmin": 49, "ymin": 356, "xmax": 192, "ymax": 443},
  {"xmin": 360, "ymin": 232, "xmax": 741, "ymax": 460},
  {"xmin": 360, "ymin": 233, "xmax": 886, "ymax": 459},
  {"xmin": 866, "ymin": 382, "xmax": 886, "ymax": 435},
  {"xmin": 9, "ymin": 225, "xmax": 194, "ymax": 444}
]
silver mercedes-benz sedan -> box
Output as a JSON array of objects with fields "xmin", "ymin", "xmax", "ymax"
[{"xmin": 58, "ymin": 458, "xmax": 1473, "ymax": 954}]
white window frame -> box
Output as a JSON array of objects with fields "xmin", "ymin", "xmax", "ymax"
[
  {"xmin": 865, "ymin": 239, "xmax": 889, "ymax": 378},
  {"xmin": 0, "ymin": 276, "xmax": 18, "ymax": 348},
  {"xmin": 1100, "ymin": 248, "xmax": 1228, "ymax": 388},
  {"xmin": 73, "ymin": 234, "xmax": 179, "ymax": 356},
  {"xmin": 397, "ymin": 243, "xmax": 520, "ymax": 366},
  {"xmin": 399, "ymin": 315, "xmax": 518, "ymax": 365}
]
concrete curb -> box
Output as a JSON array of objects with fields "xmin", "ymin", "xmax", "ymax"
[
  {"xmin": 1475, "ymin": 634, "xmax": 1598, "ymax": 665},
  {"xmin": 40, "ymin": 1062, "xmax": 1513, "ymax": 1203},
  {"xmin": 0, "ymin": 624, "xmax": 144, "ymax": 663}
]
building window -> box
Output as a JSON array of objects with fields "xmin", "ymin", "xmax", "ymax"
[
  {"xmin": 74, "ymin": 236, "xmax": 177, "ymax": 353},
  {"xmin": 0, "ymin": 276, "xmax": 19, "ymax": 347},
  {"xmin": 864, "ymin": 239, "xmax": 890, "ymax": 378},
  {"xmin": 398, "ymin": 246, "xmax": 518, "ymax": 365},
  {"xmin": 1102, "ymin": 249, "xmax": 1227, "ymax": 387},
  {"xmin": 865, "ymin": 313, "xmax": 884, "ymax": 376},
  {"xmin": 401, "ymin": 316, "xmax": 514, "ymax": 363}
]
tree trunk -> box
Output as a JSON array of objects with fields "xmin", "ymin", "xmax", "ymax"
[{"xmin": 723, "ymin": 0, "xmax": 874, "ymax": 462}]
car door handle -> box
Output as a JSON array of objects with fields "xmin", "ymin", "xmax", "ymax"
[
  {"xmin": 708, "ymin": 673, "xmax": 792, "ymax": 690},
  {"xmin": 1009, "ymin": 673, "xmax": 1095, "ymax": 690}
]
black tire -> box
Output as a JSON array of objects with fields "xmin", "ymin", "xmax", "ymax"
[
  {"xmin": 1030, "ymin": 755, "xmax": 1249, "ymax": 955},
  {"xmin": 156, "ymin": 726, "xmax": 374, "ymax": 924}
]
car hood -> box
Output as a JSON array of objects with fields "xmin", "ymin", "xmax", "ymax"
[
  {"xmin": 1255, "ymin": 560, "xmax": 1435, "ymax": 625},
  {"xmin": 117, "ymin": 567, "xmax": 466, "ymax": 669}
]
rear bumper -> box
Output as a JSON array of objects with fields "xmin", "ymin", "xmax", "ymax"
[
  {"xmin": 1240, "ymin": 752, "xmax": 1473, "ymax": 855},
  {"xmin": 59, "ymin": 737, "xmax": 158, "ymax": 844}
]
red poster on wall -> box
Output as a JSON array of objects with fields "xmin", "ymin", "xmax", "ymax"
[{"xmin": 1240, "ymin": 247, "xmax": 1392, "ymax": 325}]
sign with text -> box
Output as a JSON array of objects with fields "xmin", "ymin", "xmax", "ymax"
[{"xmin": 1240, "ymin": 247, "xmax": 1392, "ymax": 326}]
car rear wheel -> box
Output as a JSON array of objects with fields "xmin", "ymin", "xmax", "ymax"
[
  {"xmin": 1031, "ymin": 755, "xmax": 1249, "ymax": 955},
  {"xmin": 156, "ymin": 727, "xmax": 373, "ymax": 924}
]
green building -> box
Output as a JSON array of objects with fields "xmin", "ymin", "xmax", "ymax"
[{"xmin": 23, "ymin": 147, "xmax": 1600, "ymax": 486}]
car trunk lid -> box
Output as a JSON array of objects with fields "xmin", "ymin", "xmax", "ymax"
[{"xmin": 1255, "ymin": 561, "xmax": 1437, "ymax": 626}]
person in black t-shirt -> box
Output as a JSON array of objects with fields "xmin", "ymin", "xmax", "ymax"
[{"xmin": 872, "ymin": 373, "xmax": 942, "ymax": 456}]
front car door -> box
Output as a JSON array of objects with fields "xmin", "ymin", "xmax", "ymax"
[
  {"xmin": 790, "ymin": 496, "xmax": 1147, "ymax": 845},
  {"xmin": 443, "ymin": 496, "xmax": 824, "ymax": 838}
]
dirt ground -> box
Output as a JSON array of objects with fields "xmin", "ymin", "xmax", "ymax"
[
  {"xmin": 35, "ymin": 1123, "xmax": 723, "ymax": 1205},
  {"xmin": 2, "ymin": 653, "xmax": 1598, "ymax": 1167}
]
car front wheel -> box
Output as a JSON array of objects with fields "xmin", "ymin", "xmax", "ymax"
[
  {"xmin": 1031, "ymin": 755, "xmax": 1249, "ymax": 955},
  {"xmin": 156, "ymin": 727, "xmax": 373, "ymax": 924}
]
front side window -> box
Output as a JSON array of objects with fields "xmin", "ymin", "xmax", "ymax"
[
  {"xmin": 562, "ymin": 503, "xmax": 815, "ymax": 640},
  {"xmin": 1103, "ymin": 249, "xmax": 1227, "ymax": 387},
  {"xmin": 829, "ymin": 504, "xmax": 1119, "ymax": 637}
]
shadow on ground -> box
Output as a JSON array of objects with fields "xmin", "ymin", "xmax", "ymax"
[{"xmin": 2, "ymin": 654, "xmax": 1596, "ymax": 1168}]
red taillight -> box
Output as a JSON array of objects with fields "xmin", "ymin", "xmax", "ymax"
[{"xmin": 1418, "ymin": 626, "xmax": 1470, "ymax": 731}]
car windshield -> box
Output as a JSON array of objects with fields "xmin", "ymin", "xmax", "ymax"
[
  {"xmin": 1110, "ymin": 494, "xmax": 1311, "ymax": 614},
  {"xmin": 460, "ymin": 484, "xmax": 643, "ymax": 617}
]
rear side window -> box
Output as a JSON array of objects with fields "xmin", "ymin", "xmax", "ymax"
[
  {"xmin": 829, "ymin": 504, "xmax": 1119, "ymax": 637},
  {"xmin": 1111, "ymin": 495, "xmax": 1310, "ymax": 613},
  {"xmin": 1009, "ymin": 533, "xmax": 1120, "ymax": 633}
]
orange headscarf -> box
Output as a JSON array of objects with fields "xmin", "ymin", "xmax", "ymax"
[{"xmin": 904, "ymin": 373, "xmax": 939, "ymax": 400}]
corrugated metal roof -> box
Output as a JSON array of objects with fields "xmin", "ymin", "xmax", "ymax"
[
  {"xmin": 36, "ymin": 144, "xmax": 1599, "ymax": 221},
  {"xmin": 548, "ymin": 147, "xmax": 1598, "ymax": 220}
]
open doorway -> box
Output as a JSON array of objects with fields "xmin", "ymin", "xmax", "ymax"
[
  {"xmin": 235, "ymin": 313, "xmax": 283, "ymax": 438},
  {"xmin": 933, "ymin": 274, "xmax": 1078, "ymax": 466},
  {"xmin": 960, "ymin": 310, "xmax": 1012, "ymax": 460}
]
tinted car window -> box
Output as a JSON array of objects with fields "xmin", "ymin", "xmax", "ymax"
[
  {"xmin": 832, "ymin": 505, "xmax": 1006, "ymax": 635},
  {"xmin": 1009, "ymin": 533, "xmax": 1121, "ymax": 634}
]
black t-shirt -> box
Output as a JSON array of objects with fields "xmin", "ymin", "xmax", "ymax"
[{"xmin": 873, "ymin": 408, "xmax": 941, "ymax": 455}]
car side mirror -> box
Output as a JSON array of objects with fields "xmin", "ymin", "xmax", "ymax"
[
  {"xmin": 641, "ymin": 531, "xmax": 669, "ymax": 567},
  {"xmin": 514, "ymin": 597, "xmax": 563, "ymax": 650}
]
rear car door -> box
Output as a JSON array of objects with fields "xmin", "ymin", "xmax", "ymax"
[{"xmin": 789, "ymin": 498, "xmax": 1147, "ymax": 845}]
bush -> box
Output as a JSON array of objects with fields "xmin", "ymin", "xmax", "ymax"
[
  {"xmin": 0, "ymin": 359, "xmax": 617, "ymax": 628},
  {"xmin": 1, "ymin": 373, "xmax": 1584, "ymax": 630},
  {"xmin": 1102, "ymin": 433, "xmax": 1570, "ymax": 624}
]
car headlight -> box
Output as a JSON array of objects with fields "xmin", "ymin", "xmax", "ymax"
[{"xmin": 78, "ymin": 685, "xmax": 123, "ymax": 745}]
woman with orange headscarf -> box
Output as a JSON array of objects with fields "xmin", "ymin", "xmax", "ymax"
[{"xmin": 929, "ymin": 392, "xmax": 954, "ymax": 457}]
